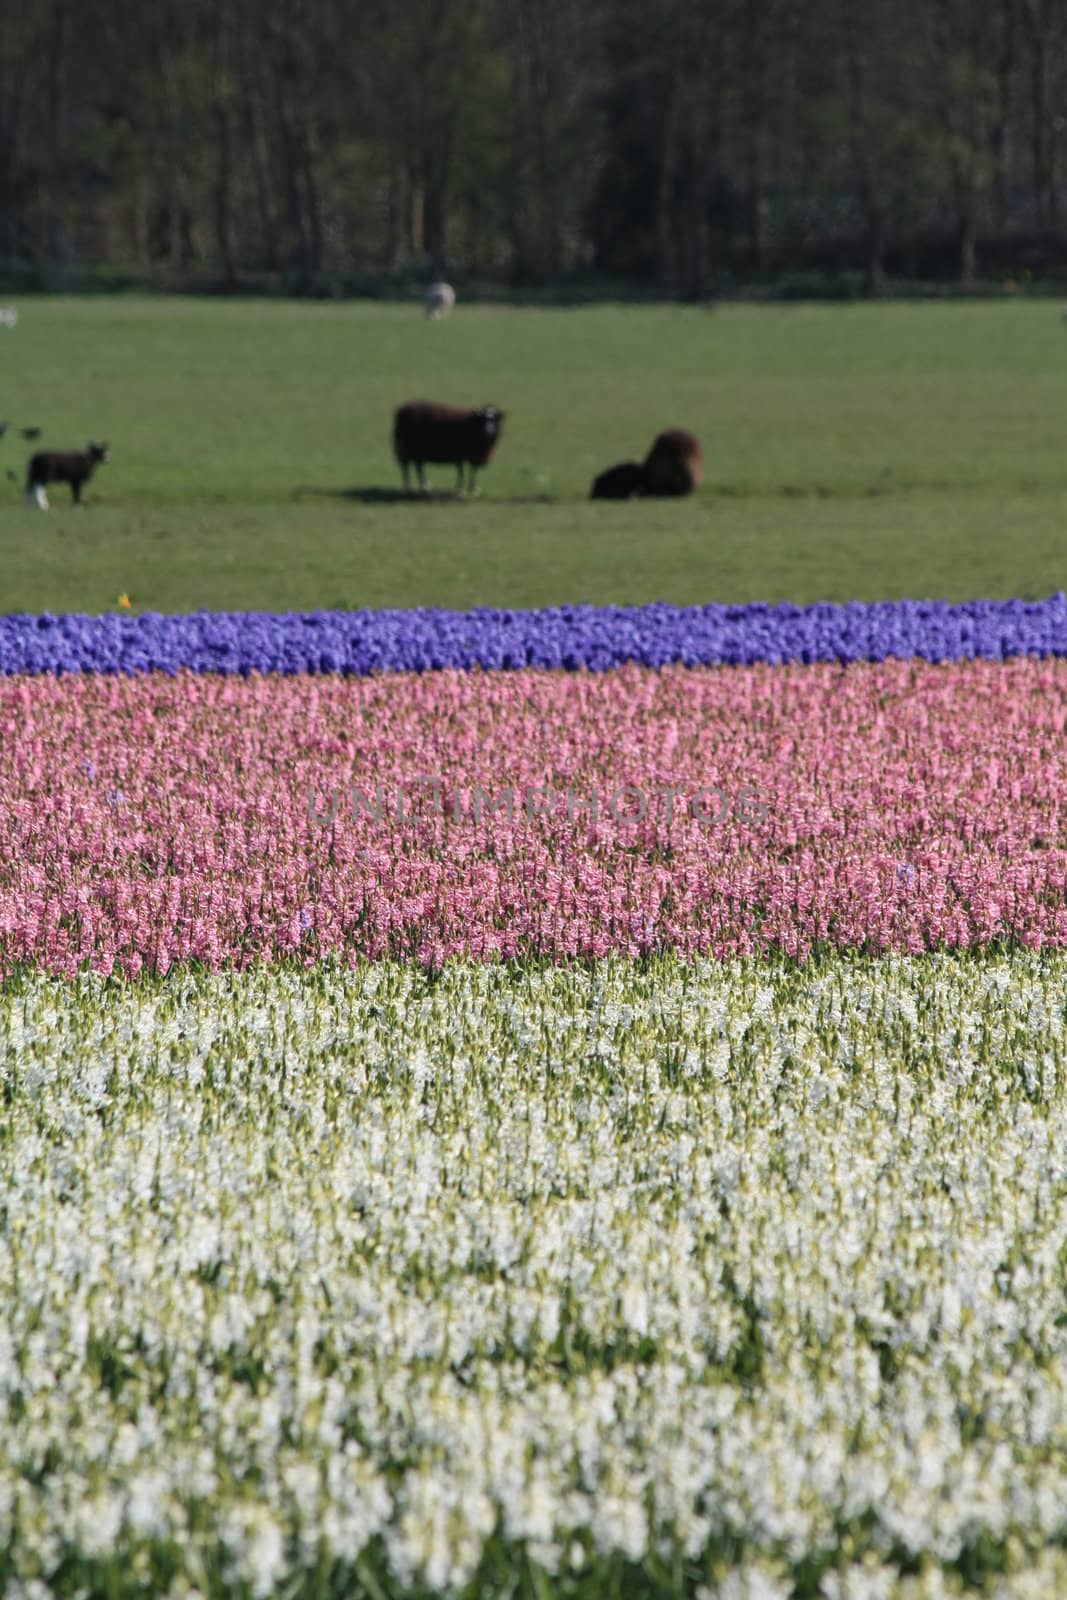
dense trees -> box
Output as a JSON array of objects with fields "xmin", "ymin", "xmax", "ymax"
[{"xmin": 4, "ymin": 0, "xmax": 1067, "ymax": 294}]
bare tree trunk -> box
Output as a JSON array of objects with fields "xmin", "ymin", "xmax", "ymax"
[
  {"xmin": 383, "ymin": 165, "xmax": 402, "ymax": 269},
  {"xmin": 243, "ymin": 62, "xmax": 279, "ymax": 269},
  {"xmin": 38, "ymin": 0, "xmax": 67, "ymax": 270},
  {"xmin": 865, "ymin": 215, "xmax": 887, "ymax": 296},
  {"xmin": 845, "ymin": 3, "xmax": 889, "ymax": 299},
  {"xmin": 134, "ymin": 175, "xmax": 151, "ymax": 267},
  {"xmin": 301, "ymin": 139, "xmax": 323, "ymax": 277},
  {"xmin": 1033, "ymin": 18, "xmax": 1051, "ymax": 221},
  {"xmin": 422, "ymin": 120, "xmax": 455, "ymax": 275},
  {"xmin": 214, "ymin": 104, "xmax": 236, "ymax": 286},
  {"xmin": 655, "ymin": 80, "xmax": 680, "ymax": 294},
  {"xmin": 686, "ymin": 11, "xmax": 719, "ymax": 299},
  {"xmin": 423, "ymin": 177, "xmax": 448, "ymax": 278},
  {"xmin": 1022, "ymin": 0, "xmax": 1062, "ymax": 227},
  {"xmin": 272, "ymin": 65, "xmax": 312, "ymax": 283},
  {"xmin": 959, "ymin": 199, "xmax": 978, "ymax": 282},
  {"xmin": 747, "ymin": 134, "xmax": 765, "ymax": 270},
  {"xmin": 991, "ymin": 0, "xmax": 1017, "ymax": 228}
]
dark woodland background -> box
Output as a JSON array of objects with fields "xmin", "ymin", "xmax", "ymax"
[{"xmin": 4, "ymin": 0, "xmax": 1067, "ymax": 298}]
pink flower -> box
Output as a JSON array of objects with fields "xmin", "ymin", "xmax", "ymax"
[{"xmin": 0, "ymin": 657, "xmax": 1065, "ymax": 973}]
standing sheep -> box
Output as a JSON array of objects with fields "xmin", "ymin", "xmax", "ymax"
[
  {"xmin": 393, "ymin": 400, "xmax": 506, "ymax": 494},
  {"xmin": 425, "ymin": 282, "xmax": 456, "ymax": 319},
  {"xmin": 640, "ymin": 428, "xmax": 703, "ymax": 497},
  {"xmin": 25, "ymin": 441, "xmax": 109, "ymax": 509}
]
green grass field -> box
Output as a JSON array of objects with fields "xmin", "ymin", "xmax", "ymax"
[{"xmin": 1, "ymin": 295, "xmax": 1066, "ymax": 613}]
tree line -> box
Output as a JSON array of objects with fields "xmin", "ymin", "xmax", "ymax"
[{"xmin": 3, "ymin": 0, "xmax": 1067, "ymax": 297}]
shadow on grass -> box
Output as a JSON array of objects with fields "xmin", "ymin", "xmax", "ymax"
[
  {"xmin": 292, "ymin": 478, "xmax": 941, "ymax": 507},
  {"xmin": 291, "ymin": 485, "xmax": 558, "ymax": 506}
]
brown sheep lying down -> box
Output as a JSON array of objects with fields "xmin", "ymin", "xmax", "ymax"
[
  {"xmin": 589, "ymin": 429, "xmax": 703, "ymax": 499},
  {"xmin": 640, "ymin": 429, "xmax": 703, "ymax": 496},
  {"xmin": 393, "ymin": 401, "xmax": 506, "ymax": 494}
]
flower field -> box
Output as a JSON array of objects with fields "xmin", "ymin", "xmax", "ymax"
[
  {"xmin": 4, "ymin": 599, "xmax": 1067, "ymax": 1600},
  {"xmin": 4, "ymin": 594, "xmax": 1067, "ymax": 674},
  {"xmin": 5, "ymin": 653, "xmax": 1067, "ymax": 975}
]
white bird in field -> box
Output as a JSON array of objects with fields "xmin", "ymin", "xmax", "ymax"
[
  {"xmin": 425, "ymin": 282, "xmax": 456, "ymax": 320},
  {"xmin": 0, "ymin": 308, "xmax": 16, "ymax": 330}
]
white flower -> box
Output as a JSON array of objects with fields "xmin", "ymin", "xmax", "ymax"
[{"xmin": 5, "ymin": 953, "xmax": 1067, "ymax": 1592}]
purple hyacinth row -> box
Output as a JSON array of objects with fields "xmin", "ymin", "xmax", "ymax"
[{"xmin": 2, "ymin": 595, "xmax": 1067, "ymax": 675}]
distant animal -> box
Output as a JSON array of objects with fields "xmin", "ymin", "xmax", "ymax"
[
  {"xmin": 425, "ymin": 282, "xmax": 456, "ymax": 320},
  {"xmin": 590, "ymin": 461, "xmax": 645, "ymax": 500},
  {"xmin": 639, "ymin": 428, "xmax": 703, "ymax": 497},
  {"xmin": 26, "ymin": 441, "xmax": 109, "ymax": 510},
  {"xmin": 0, "ymin": 308, "xmax": 15, "ymax": 330},
  {"xmin": 20, "ymin": 426, "xmax": 41, "ymax": 440},
  {"xmin": 0, "ymin": 422, "xmax": 7, "ymax": 438},
  {"xmin": 393, "ymin": 401, "xmax": 505, "ymax": 494}
]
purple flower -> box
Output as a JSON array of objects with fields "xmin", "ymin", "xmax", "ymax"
[{"xmin": 0, "ymin": 594, "xmax": 1066, "ymax": 676}]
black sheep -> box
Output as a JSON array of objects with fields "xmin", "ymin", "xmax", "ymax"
[
  {"xmin": 26, "ymin": 442, "xmax": 109, "ymax": 510},
  {"xmin": 590, "ymin": 461, "xmax": 645, "ymax": 500},
  {"xmin": 393, "ymin": 401, "xmax": 505, "ymax": 494}
]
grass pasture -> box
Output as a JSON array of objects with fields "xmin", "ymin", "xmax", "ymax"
[{"xmin": 1, "ymin": 296, "xmax": 1066, "ymax": 613}]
